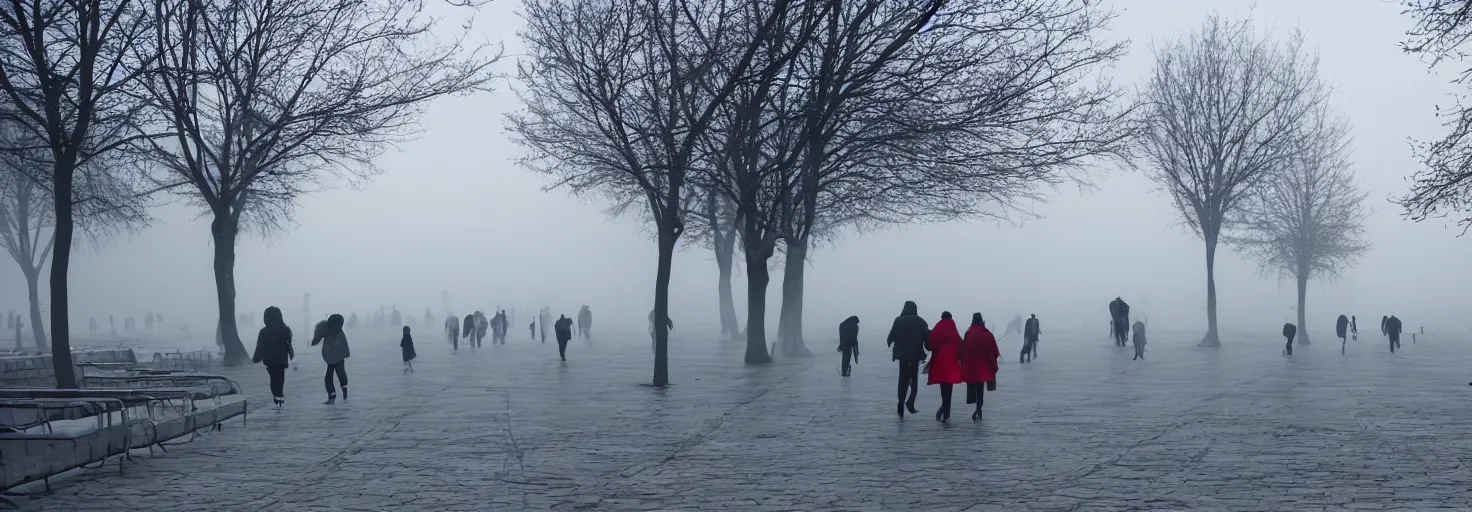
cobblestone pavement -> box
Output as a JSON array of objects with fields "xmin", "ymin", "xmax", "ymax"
[{"xmin": 11, "ymin": 327, "xmax": 1472, "ymax": 511}]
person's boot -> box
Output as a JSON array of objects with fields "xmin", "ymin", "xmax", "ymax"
[
  {"xmin": 897, "ymin": 402, "xmax": 905, "ymax": 418},
  {"xmin": 341, "ymin": 386, "xmax": 348, "ymax": 401},
  {"xmin": 324, "ymin": 394, "xmax": 336, "ymax": 405},
  {"xmin": 273, "ymin": 397, "xmax": 284, "ymax": 411},
  {"xmin": 906, "ymin": 399, "xmax": 918, "ymax": 415},
  {"xmin": 972, "ymin": 409, "xmax": 982, "ymax": 422}
]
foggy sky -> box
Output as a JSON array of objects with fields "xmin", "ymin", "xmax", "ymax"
[{"xmin": 1, "ymin": 0, "xmax": 1468, "ymax": 344}]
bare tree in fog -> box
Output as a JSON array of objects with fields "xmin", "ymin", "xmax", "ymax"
[
  {"xmin": 511, "ymin": 0, "xmax": 802, "ymax": 384},
  {"xmin": 1230, "ymin": 106, "xmax": 1370, "ymax": 345},
  {"xmin": 683, "ymin": 184, "xmax": 742, "ymax": 341},
  {"xmin": 1139, "ymin": 15, "xmax": 1328, "ymax": 347},
  {"xmin": 137, "ymin": 0, "xmax": 497, "ymax": 364},
  {"xmin": 0, "ymin": 1, "xmax": 153, "ymax": 388},
  {"xmin": 1397, "ymin": 1, "xmax": 1472, "ymax": 231}
]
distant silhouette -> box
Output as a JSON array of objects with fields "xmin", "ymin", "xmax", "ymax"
[
  {"xmin": 1132, "ymin": 320, "xmax": 1147, "ymax": 360},
  {"xmin": 401, "ymin": 326, "xmax": 416, "ymax": 373},
  {"xmin": 577, "ymin": 306, "xmax": 593, "ymax": 340},
  {"xmin": 554, "ymin": 315, "xmax": 574, "ymax": 360},
  {"xmin": 445, "ymin": 314, "xmax": 460, "ymax": 351},
  {"xmin": 1350, "ymin": 315, "xmax": 1358, "ymax": 340},
  {"xmin": 1336, "ymin": 314, "xmax": 1350, "ymax": 355},
  {"xmin": 838, "ymin": 316, "xmax": 860, "ymax": 377},
  {"xmin": 1022, "ymin": 314, "xmax": 1041, "ymax": 363},
  {"xmin": 1282, "ymin": 322, "xmax": 1297, "ymax": 355},
  {"xmin": 462, "ymin": 315, "xmax": 476, "ymax": 348},
  {"xmin": 1386, "ymin": 315, "xmax": 1403, "ymax": 353},
  {"xmin": 1109, "ymin": 298, "xmax": 1130, "ymax": 348}
]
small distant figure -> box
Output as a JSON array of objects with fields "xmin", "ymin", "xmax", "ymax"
[
  {"xmin": 959, "ymin": 313, "xmax": 999, "ymax": 422},
  {"xmin": 445, "ymin": 314, "xmax": 460, "ymax": 351},
  {"xmin": 251, "ymin": 306, "xmax": 294, "ymax": 411},
  {"xmin": 554, "ymin": 315, "xmax": 574, "ymax": 361},
  {"xmin": 401, "ymin": 326, "xmax": 416, "ymax": 373},
  {"xmin": 493, "ymin": 310, "xmax": 509, "ymax": 344},
  {"xmin": 1003, "ymin": 314, "xmax": 1023, "ymax": 340},
  {"xmin": 1131, "ymin": 320, "xmax": 1147, "ymax": 360},
  {"xmin": 1336, "ymin": 314, "xmax": 1350, "ymax": 355},
  {"xmin": 1283, "ymin": 322, "xmax": 1297, "ymax": 355},
  {"xmin": 1109, "ymin": 297, "xmax": 1130, "ymax": 348},
  {"xmin": 1022, "ymin": 314, "xmax": 1041, "ymax": 363},
  {"xmin": 529, "ymin": 320, "xmax": 536, "ymax": 341},
  {"xmin": 462, "ymin": 315, "xmax": 476, "ymax": 348},
  {"xmin": 540, "ymin": 307, "xmax": 552, "ymax": 344},
  {"xmin": 1351, "ymin": 315, "xmax": 1358, "ymax": 341},
  {"xmin": 1381, "ymin": 315, "xmax": 1388, "ymax": 337},
  {"xmin": 838, "ymin": 316, "xmax": 860, "ymax": 377},
  {"xmin": 473, "ymin": 311, "xmax": 488, "ymax": 348},
  {"xmin": 577, "ymin": 306, "xmax": 593, "ymax": 340},
  {"xmin": 1386, "ymin": 315, "xmax": 1403, "ymax": 353}
]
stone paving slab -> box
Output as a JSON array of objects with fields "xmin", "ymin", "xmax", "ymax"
[{"xmin": 9, "ymin": 327, "xmax": 1472, "ymax": 511}]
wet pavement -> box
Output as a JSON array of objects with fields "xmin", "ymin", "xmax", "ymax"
[{"xmin": 12, "ymin": 327, "xmax": 1472, "ymax": 511}]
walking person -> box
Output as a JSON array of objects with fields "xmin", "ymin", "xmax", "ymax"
[
  {"xmin": 958, "ymin": 313, "xmax": 999, "ymax": 422},
  {"xmin": 1336, "ymin": 314, "xmax": 1350, "ymax": 355},
  {"xmin": 401, "ymin": 326, "xmax": 416, "ymax": 373},
  {"xmin": 445, "ymin": 314, "xmax": 460, "ymax": 351},
  {"xmin": 1132, "ymin": 320, "xmax": 1147, "ymax": 360},
  {"xmin": 886, "ymin": 301, "xmax": 929, "ymax": 418},
  {"xmin": 1283, "ymin": 322, "xmax": 1297, "ymax": 355},
  {"xmin": 554, "ymin": 314, "xmax": 574, "ymax": 361},
  {"xmin": 251, "ymin": 306, "xmax": 294, "ymax": 411},
  {"xmin": 1351, "ymin": 315, "xmax": 1358, "ymax": 341},
  {"xmin": 1021, "ymin": 314, "xmax": 1040, "ymax": 363},
  {"xmin": 838, "ymin": 316, "xmax": 860, "ymax": 377},
  {"xmin": 312, "ymin": 314, "xmax": 351, "ymax": 404},
  {"xmin": 1386, "ymin": 315, "xmax": 1403, "ymax": 353},
  {"xmin": 925, "ymin": 312, "xmax": 963, "ymax": 423}
]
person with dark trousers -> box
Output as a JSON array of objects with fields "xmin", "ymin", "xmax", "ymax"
[
  {"xmin": 312, "ymin": 314, "xmax": 351, "ymax": 404},
  {"xmin": 252, "ymin": 306, "xmax": 294, "ymax": 411},
  {"xmin": 1386, "ymin": 315, "xmax": 1403, "ymax": 353},
  {"xmin": 886, "ymin": 301, "xmax": 929, "ymax": 418},
  {"xmin": 1283, "ymin": 322, "xmax": 1297, "ymax": 355},
  {"xmin": 401, "ymin": 325, "xmax": 416, "ymax": 373},
  {"xmin": 926, "ymin": 311, "xmax": 963, "ymax": 423},
  {"xmin": 959, "ymin": 313, "xmax": 999, "ymax": 422},
  {"xmin": 838, "ymin": 316, "xmax": 860, "ymax": 377},
  {"xmin": 1336, "ymin": 314, "xmax": 1350, "ymax": 355},
  {"xmin": 554, "ymin": 314, "xmax": 574, "ymax": 360},
  {"xmin": 1022, "ymin": 314, "xmax": 1040, "ymax": 363}
]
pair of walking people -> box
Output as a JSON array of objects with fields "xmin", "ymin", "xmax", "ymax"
[
  {"xmin": 887, "ymin": 302, "xmax": 1000, "ymax": 422},
  {"xmin": 251, "ymin": 309, "xmax": 354, "ymax": 408}
]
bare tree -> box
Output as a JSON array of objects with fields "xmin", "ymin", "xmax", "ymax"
[
  {"xmin": 0, "ymin": 1, "xmax": 153, "ymax": 388},
  {"xmin": 512, "ymin": 0, "xmax": 802, "ymax": 383},
  {"xmin": 682, "ymin": 183, "xmax": 742, "ymax": 340},
  {"xmin": 1231, "ymin": 107, "xmax": 1369, "ymax": 345},
  {"xmin": 1139, "ymin": 15, "xmax": 1328, "ymax": 347},
  {"xmin": 137, "ymin": 0, "xmax": 497, "ymax": 364},
  {"xmin": 1397, "ymin": 1, "xmax": 1472, "ymax": 230}
]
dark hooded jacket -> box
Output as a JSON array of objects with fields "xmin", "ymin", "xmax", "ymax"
[
  {"xmin": 463, "ymin": 315, "xmax": 476, "ymax": 340},
  {"xmin": 886, "ymin": 302, "xmax": 929, "ymax": 362},
  {"xmin": 838, "ymin": 316, "xmax": 860, "ymax": 353},
  {"xmin": 252, "ymin": 306, "xmax": 294, "ymax": 367},
  {"xmin": 554, "ymin": 315, "xmax": 574, "ymax": 342},
  {"xmin": 1386, "ymin": 316, "xmax": 1403, "ymax": 339},
  {"xmin": 1283, "ymin": 322, "xmax": 1297, "ymax": 339},
  {"xmin": 1336, "ymin": 315, "xmax": 1350, "ymax": 339},
  {"xmin": 312, "ymin": 314, "xmax": 350, "ymax": 364}
]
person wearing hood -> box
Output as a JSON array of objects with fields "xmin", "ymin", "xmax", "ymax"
[
  {"xmin": 1283, "ymin": 322, "xmax": 1297, "ymax": 355},
  {"xmin": 312, "ymin": 314, "xmax": 351, "ymax": 404},
  {"xmin": 925, "ymin": 311, "xmax": 963, "ymax": 422},
  {"xmin": 1386, "ymin": 315, "xmax": 1403, "ymax": 352},
  {"xmin": 554, "ymin": 314, "xmax": 574, "ymax": 361},
  {"xmin": 251, "ymin": 306, "xmax": 294, "ymax": 410},
  {"xmin": 959, "ymin": 313, "xmax": 999, "ymax": 422},
  {"xmin": 838, "ymin": 316, "xmax": 860, "ymax": 377},
  {"xmin": 401, "ymin": 326, "xmax": 416, "ymax": 373},
  {"xmin": 886, "ymin": 301, "xmax": 930, "ymax": 418}
]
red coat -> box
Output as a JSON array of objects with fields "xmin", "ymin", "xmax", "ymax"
[
  {"xmin": 926, "ymin": 318, "xmax": 962, "ymax": 385},
  {"xmin": 959, "ymin": 325, "xmax": 999, "ymax": 383}
]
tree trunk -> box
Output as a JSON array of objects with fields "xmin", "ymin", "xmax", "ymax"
[
  {"xmin": 1295, "ymin": 269, "xmax": 1309, "ymax": 345},
  {"xmin": 743, "ymin": 242, "xmax": 773, "ymax": 365},
  {"xmin": 24, "ymin": 268, "xmax": 47, "ymax": 351},
  {"xmin": 652, "ymin": 224, "xmax": 676, "ymax": 387},
  {"xmin": 1199, "ymin": 230, "xmax": 1221, "ymax": 347},
  {"xmin": 715, "ymin": 233, "xmax": 740, "ymax": 341},
  {"xmin": 49, "ymin": 171, "xmax": 76, "ymax": 389},
  {"xmin": 776, "ymin": 240, "xmax": 812, "ymax": 358},
  {"xmin": 212, "ymin": 214, "xmax": 249, "ymax": 365}
]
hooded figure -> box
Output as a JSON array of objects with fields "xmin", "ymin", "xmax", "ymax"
[
  {"xmin": 838, "ymin": 316, "xmax": 860, "ymax": 377},
  {"xmin": 1336, "ymin": 314, "xmax": 1350, "ymax": 354},
  {"xmin": 463, "ymin": 315, "xmax": 476, "ymax": 346},
  {"xmin": 445, "ymin": 314, "xmax": 460, "ymax": 350},
  {"xmin": 252, "ymin": 306, "xmax": 294, "ymax": 409},
  {"xmin": 926, "ymin": 311, "xmax": 963, "ymax": 422},
  {"xmin": 401, "ymin": 325, "xmax": 417, "ymax": 372},
  {"xmin": 577, "ymin": 306, "xmax": 593, "ymax": 339},
  {"xmin": 554, "ymin": 315, "xmax": 574, "ymax": 360},
  {"xmin": 886, "ymin": 301, "xmax": 930, "ymax": 418},
  {"xmin": 1109, "ymin": 298, "xmax": 1130, "ymax": 348},
  {"xmin": 312, "ymin": 314, "xmax": 351, "ymax": 403},
  {"xmin": 1283, "ymin": 322, "xmax": 1297, "ymax": 355},
  {"xmin": 959, "ymin": 313, "xmax": 999, "ymax": 421}
]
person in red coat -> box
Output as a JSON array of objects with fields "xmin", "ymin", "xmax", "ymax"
[
  {"xmin": 959, "ymin": 313, "xmax": 1000, "ymax": 422},
  {"xmin": 925, "ymin": 311, "xmax": 963, "ymax": 422}
]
